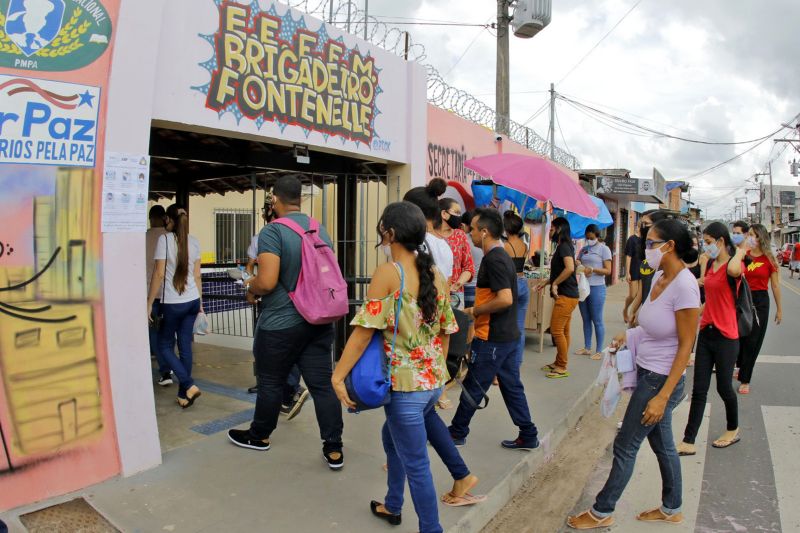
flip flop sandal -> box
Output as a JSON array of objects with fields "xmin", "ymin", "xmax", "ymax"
[
  {"xmin": 590, "ymin": 352, "xmax": 602, "ymax": 360},
  {"xmin": 441, "ymin": 492, "xmax": 488, "ymax": 507},
  {"xmin": 574, "ymin": 348, "xmax": 592, "ymax": 356},
  {"xmin": 436, "ymin": 398, "xmax": 453, "ymax": 410},
  {"xmin": 636, "ymin": 507, "xmax": 683, "ymax": 524},
  {"xmin": 712, "ymin": 435, "xmax": 741, "ymax": 449},
  {"xmin": 566, "ymin": 510, "xmax": 615, "ymax": 530},
  {"xmin": 738, "ymin": 384, "xmax": 750, "ymax": 395},
  {"xmin": 540, "ymin": 364, "xmax": 556, "ymax": 372},
  {"xmin": 678, "ymin": 449, "xmax": 696, "ymax": 457},
  {"xmin": 546, "ymin": 370, "xmax": 570, "ymax": 379}
]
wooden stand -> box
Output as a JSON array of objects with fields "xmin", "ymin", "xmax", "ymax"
[{"xmin": 524, "ymin": 279, "xmax": 555, "ymax": 353}]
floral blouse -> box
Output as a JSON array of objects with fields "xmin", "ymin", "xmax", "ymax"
[
  {"xmin": 351, "ymin": 289, "xmax": 459, "ymax": 392},
  {"xmin": 447, "ymin": 229, "xmax": 476, "ymax": 292}
]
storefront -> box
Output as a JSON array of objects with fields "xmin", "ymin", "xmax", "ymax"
[{"xmin": 0, "ymin": 0, "xmax": 427, "ymax": 511}]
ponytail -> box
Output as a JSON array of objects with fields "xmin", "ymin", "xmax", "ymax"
[
  {"xmin": 414, "ymin": 247, "xmax": 439, "ymax": 324},
  {"xmin": 166, "ymin": 204, "xmax": 190, "ymax": 294}
]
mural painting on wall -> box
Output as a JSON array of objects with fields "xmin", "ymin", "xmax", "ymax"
[
  {"xmin": 0, "ymin": 0, "xmax": 119, "ymax": 512},
  {"xmin": 194, "ymin": 0, "xmax": 383, "ymax": 146}
]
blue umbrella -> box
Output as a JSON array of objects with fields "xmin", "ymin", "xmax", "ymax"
[{"xmin": 555, "ymin": 196, "xmax": 613, "ymax": 239}]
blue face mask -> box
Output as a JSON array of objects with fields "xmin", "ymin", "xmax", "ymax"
[
  {"xmin": 731, "ymin": 234, "xmax": 745, "ymax": 246},
  {"xmin": 704, "ymin": 241, "xmax": 720, "ymax": 259}
]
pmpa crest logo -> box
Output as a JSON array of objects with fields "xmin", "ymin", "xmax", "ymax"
[{"xmin": 0, "ymin": 0, "xmax": 112, "ymax": 72}]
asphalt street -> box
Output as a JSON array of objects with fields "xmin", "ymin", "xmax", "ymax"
[{"xmin": 569, "ymin": 265, "xmax": 800, "ymax": 533}]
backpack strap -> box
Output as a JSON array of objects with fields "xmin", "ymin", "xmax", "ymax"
[
  {"xmin": 273, "ymin": 216, "xmax": 305, "ymax": 235},
  {"xmin": 725, "ymin": 258, "xmax": 742, "ymax": 297}
]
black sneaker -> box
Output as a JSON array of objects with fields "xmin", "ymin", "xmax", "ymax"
[
  {"xmin": 157, "ymin": 373, "xmax": 173, "ymax": 386},
  {"xmin": 501, "ymin": 437, "xmax": 539, "ymax": 451},
  {"xmin": 285, "ymin": 388, "xmax": 309, "ymax": 421},
  {"xmin": 323, "ymin": 446, "xmax": 344, "ymax": 470},
  {"xmin": 227, "ymin": 429, "xmax": 270, "ymax": 451}
]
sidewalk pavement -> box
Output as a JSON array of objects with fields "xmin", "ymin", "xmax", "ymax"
[{"xmin": 2, "ymin": 283, "xmax": 630, "ymax": 533}]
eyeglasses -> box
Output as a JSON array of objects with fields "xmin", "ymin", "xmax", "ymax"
[{"xmin": 645, "ymin": 239, "xmax": 666, "ymax": 249}]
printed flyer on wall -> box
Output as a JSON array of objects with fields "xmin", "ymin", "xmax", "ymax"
[{"xmin": 101, "ymin": 152, "xmax": 149, "ymax": 232}]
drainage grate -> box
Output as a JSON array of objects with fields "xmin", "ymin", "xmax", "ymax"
[{"xmin": 19, "ymin": 498, "xmax": 118, "ymax": 533}]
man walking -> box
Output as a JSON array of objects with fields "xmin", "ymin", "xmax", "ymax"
[
  {"xmin": 145, "ymin": 205, "xmax": 172, "ymax": 386},
  {"xmin": 449, "ymin": 208, "xmax": 539, "ymax": 450},
  {"xmin": 228, "ymin": 175, "xmax": 344, "ymax": 470}
]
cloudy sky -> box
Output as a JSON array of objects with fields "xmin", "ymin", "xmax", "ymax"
[{"xmin": 322, "ymin": 0, "xmax": 800, "ymax": 218}]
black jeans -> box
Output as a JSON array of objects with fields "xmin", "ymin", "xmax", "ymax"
[
  {"xmin": 683, "ymin": 327, "xmax": 739, "ymax": 444},
  {"xmin": 736, "ymin": 290, "xmax": 770, "ymax": 384},
  {"xmin": 249, "ymin": 322, "xmax": 343, "ymax": 449}
]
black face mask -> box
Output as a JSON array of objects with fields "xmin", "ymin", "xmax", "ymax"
[{"xmin": 445, "ymin": 214, "xmax": 462, "ymax": 230}]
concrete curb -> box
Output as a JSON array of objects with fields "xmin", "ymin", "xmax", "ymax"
[{"xmin": 447, "ymin": 383, "xmax": 603, "ymax": 533}]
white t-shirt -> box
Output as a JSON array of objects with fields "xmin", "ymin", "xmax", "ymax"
[
  {"xmin": 247, "ymin": 234, "xmax": 259, "ymax": 261},
  {"xmin": 145, "ymin": 227, "xmax": 168, "ymax": 292},
  {"xmin": 424, "ymin": 233, "xmax": 453, "ymax": 280},
  {"xmin": 153, "ymin": 233, "xmax": 202, "ymax": 304}
]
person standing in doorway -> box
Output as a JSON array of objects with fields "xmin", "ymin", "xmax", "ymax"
[
  {"xmin": 449, "ymin": 208, "xmax": 539, "ymax": 450},
  {"xmin": 147, "ymin": 204, "xmax": 203, "ymax": 408},
  {"xmin": 145, "ymin": 205, "xmax": 172, "ymax": 386},
  {"xmin": 736, "ymin": 224, "xmax": 782, "ymax": 394},
  {"xmin": 575, "ymin": 225, "xmax": 612, "ymax": 360},
  {"xmin": 539, "ymin": 217, "xmax": 579, "ymax": 378},
  {"xmin": 435, "ymin": 197, "xmax": 475, "ymax": 310},
  {"xmin": 229, "ymin": 175, "xmax": 344, "ymax": 470},
  {"xmin": 503, "ymin": 211, "xmax": 530, "ymax": 368},
  {"xmin": 622, "ymin": 220, "xmax": 642, "ymax": 324},
  {"xmin": 567, "ymin": 219, "xmax": 700, "ymax": 529},
  {"xmin": 678, "ymin": 222, "xmax": 745, "ymax": 455}
]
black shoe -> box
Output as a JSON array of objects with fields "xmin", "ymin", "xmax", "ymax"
[
  {"xmin": 227, "ymin": 429, "xmax": 270, "ymax": 451},
  {"xmin": 157, "ymin": 373, "xmax": 173, "ymax": 386},
  {"xmin": 285, "ymin": 388, "xmax": 309, "ymax": 421},
  {"xmin": 323, "ymin": 446, "xmax": 344, "ymax": 470},
  {"xmin": 370, "ymin": 501, "xmax": 401, "ymax": 526},
  {"xmin": 247, "ymin": 385, "xmax": 258, "ymax": 394},
  {"xmin": 501, "ymin": 437, "xmax": 540, "ymax": 451}
]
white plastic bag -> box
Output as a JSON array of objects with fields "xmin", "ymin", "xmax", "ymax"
[
  {"xmin": 601, "ymin": 373, "xmax": 621, "ymax": 418},
  {"xmin": 577, "ymin": 272, "xmax": 590, "ymax": 302},
  {"xmin": 193, "ymin": 311, "xmax": 211, "ymax": 335},
  {"xmin": 594, "ymin": 348, "xmax": 616, "ymax": 386}
]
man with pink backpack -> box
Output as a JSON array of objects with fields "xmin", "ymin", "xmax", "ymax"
[{"xmin": 229, "ymin": 175, "xmax": 347, "ymax": 470}]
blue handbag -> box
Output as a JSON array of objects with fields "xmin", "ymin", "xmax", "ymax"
[{"xmin": 344, "ymin": 264, "xmax": 404, "ymax": 413}]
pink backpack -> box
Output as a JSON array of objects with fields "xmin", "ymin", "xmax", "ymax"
[{"xmin": 273, "ymin": 216, "xmax": 349, "ymax": 325}]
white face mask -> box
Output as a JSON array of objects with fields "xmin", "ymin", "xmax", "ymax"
[
  {"xmin": 586, "ymin": 239, "xmax": 598, "ymax": 246},
  {"xmin": 746, "ymin": 236, "xmax": 758, "ymax": 249},
  {"xmin": 644, "ymin": 243, "xmax": 667, "ymax": 271},
  {"xmin": 704, "ymin": 241, "xmax": 720, "ymax": 259}
]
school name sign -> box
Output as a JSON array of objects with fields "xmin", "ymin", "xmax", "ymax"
[{"xmin": 206, "ymin": 3, "xmax": 380, "ymax": 144}]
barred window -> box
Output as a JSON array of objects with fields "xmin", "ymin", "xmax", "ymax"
[{"xmin": 214, "ymin": 209, "xmax": 254, "ymax": 264}]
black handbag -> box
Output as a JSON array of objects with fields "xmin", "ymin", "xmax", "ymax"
[{"xmin": 150, "ymin": 235, "xmax": 168, "ymax": 330}]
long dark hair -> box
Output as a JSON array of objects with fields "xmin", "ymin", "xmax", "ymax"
[
  {"xmin": 503, "ymin": 211, "xmax": 524, "ymax": 237},
  {"xmin": 376, "ymin": 202, "xmax": 438, "ymax": 324},
  {"xmin": 551, "ymin": 217, "xmax": 571, "ymax": 244},
  {"xmin": 166, "ymin": 204, "xmax": 190, "ymax": 294},
  {"xmin": 640, "ymin": 209, "xmax": 672, "ymax": 255},
  {"xmin": 403, "ymin": 178, "xmax": 447, "ymax": 226},
  {"xmin": 703, "ymin": 221, "xmax": 734, "ymax": 257},
  {"xmin": 651, "ymin": 219, "xmax": 694, "ymax": 262}
]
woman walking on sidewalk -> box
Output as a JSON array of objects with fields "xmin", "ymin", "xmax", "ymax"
[
  {"xmin": 147, "ymin": 204, "xmax": 203, "ymax": 408},
  {"xmin": 539, "ymin": 217, "xmax": 579, "ymax": 378},
  {"xmin": 736, "ymin": 223, "xmax": 782, "ymax": 394},
  {"xmin": 575, "ymin": 224, "xmax": 612, "ymax": 360},
  {"xmin": 332, "ymin": 202, "xmax": 477, "ymax": 533},
  {"xmin": 436, "ymin": 197, "xmax": 475, "ymax": 310},
  {"xmin": 567, "ymin": 219, "xmax": 700, "ymax": 529},
  {"xmin": 503, "ymin": 211, "xmax": 530, "ymax": 368},
  {"xmin": 678, "ymin": 222, "xmax": 746, "ymax": 456}
]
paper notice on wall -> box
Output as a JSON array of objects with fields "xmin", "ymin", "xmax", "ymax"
[{"xmin": 101, "ymin": 152, "xmax": 150, "ymax": 232}]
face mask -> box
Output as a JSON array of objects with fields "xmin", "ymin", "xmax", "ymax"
[
  {"xmin": 585, "ymin": 239, "xmax": 598, "ymax": 246},
  {"xmin": 704, "ymin": 241, "xmax": 720, "ymax": 259},
  {"xmin": 746, "ymin": 236, "xmax": 758, "ymax": 249},
  {"xmin": 445, "ymin": 214, "xmax": 462, "ymax": 230},
  {"xmin": 381, "ymin": 244, "xmax": 393, "ymax": 259},
  {"xmin": 645, "ymin": 243, "xmax": 667, "ymax": 271},
  {"xmin": 731, "ymin": 234, "xmax": 745, "ymax": 246}
]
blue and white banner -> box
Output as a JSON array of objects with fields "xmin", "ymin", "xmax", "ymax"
[{"xmin": 0, "ymin": 74, "xmax": 99, "ymax": 167}]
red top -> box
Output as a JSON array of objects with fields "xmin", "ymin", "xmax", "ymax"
[
  {"xmin": 446, "ymin": 229, "xmax": 476, "ymax": 292},
  {"xmin": 700, "ymin": 261, "xmax": 739, "ymax": 340},
  {"xmin": 793, "ymin": 243, "xmax": 800, "ymax": 261},
  {"xmin": 744, "ymin": 252, "xmax": 777, "ymax": 292}
]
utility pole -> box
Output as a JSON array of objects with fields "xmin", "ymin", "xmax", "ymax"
[
  {"xmin": 549, "ymin": 83, "xmax": 556, "ymax": 160},
  {"xmin": 769, "ymin": 161, "xmax": 775, "ymax": 226},
  {"xmin": 363, "ymin": 0, "xmax": 368, "ymax": 40},
  {"xmin": 495, "ymin": 0, "xmax": 510, "ymax": 135}
]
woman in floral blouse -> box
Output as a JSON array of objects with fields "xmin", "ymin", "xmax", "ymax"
[
  {"xmin": 332, "ymin": 202, "xmax": 476, "ymax": 533},
  {"xmin": 436, "ymin": 197, "xmax": 476, "ymax": 310}
]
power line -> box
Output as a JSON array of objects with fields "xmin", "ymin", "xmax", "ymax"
[
  {"xmin": 443, "ymin": 26, "xmax": 487, "ymax": 78},
  {"xmin": 555, "ymin": 102, "xmax": 573, "ymax": 157},
  {"xmin": 558, "ymin": 0, "xmax": 647, "ymax": 85},
  {"xmin": 331, "ymin": 19, "xmax": 489, "ymax": 27},
  {"xmin": 520, "ymin": 98, "xmax": 552, "ymax": 127}
]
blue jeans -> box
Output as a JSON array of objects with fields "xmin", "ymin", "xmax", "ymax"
[
  {"xmin": 593, "ymin": 367, "xmax": 685, "ymax": 517},
  {"xmin": 449, "ymin": 338, "xmax": 538, "ymax": 442},
  {"xmin": 383, "ymin": 388, "xmax": 443, "ymax": 533},
  {"xmin": 158, "ymin": 299, "xmax": 201, "ymax": 398},
  {"xmin": 515, "ymin": 277, "xmax": 530, "ymax": 368},
  {"xmin": 578, "ymin": 284, "xmax": 606, "ymax": 352},
  {"xmin": 464, "ymin": 284, "xmax": 476, "ymax": 309},
  {"xmin": 149, "ymin": 299, "xmax": 172, "ymax": 375}
]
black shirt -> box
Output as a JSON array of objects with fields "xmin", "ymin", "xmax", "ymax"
[
  {"xmin": 639, "ymin": 258, "xmax": 656, "ymax": 301},
  {"xmin": 550, "ymin": 241, "xmax": 579, "ymax": 299},
  {"xmin": 624, "ymin": 235, "xmax": 642, "ymax": 280},
  {"xmin": 474, "ymin": 247, "xmax": 519, "ymax": 343}
]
